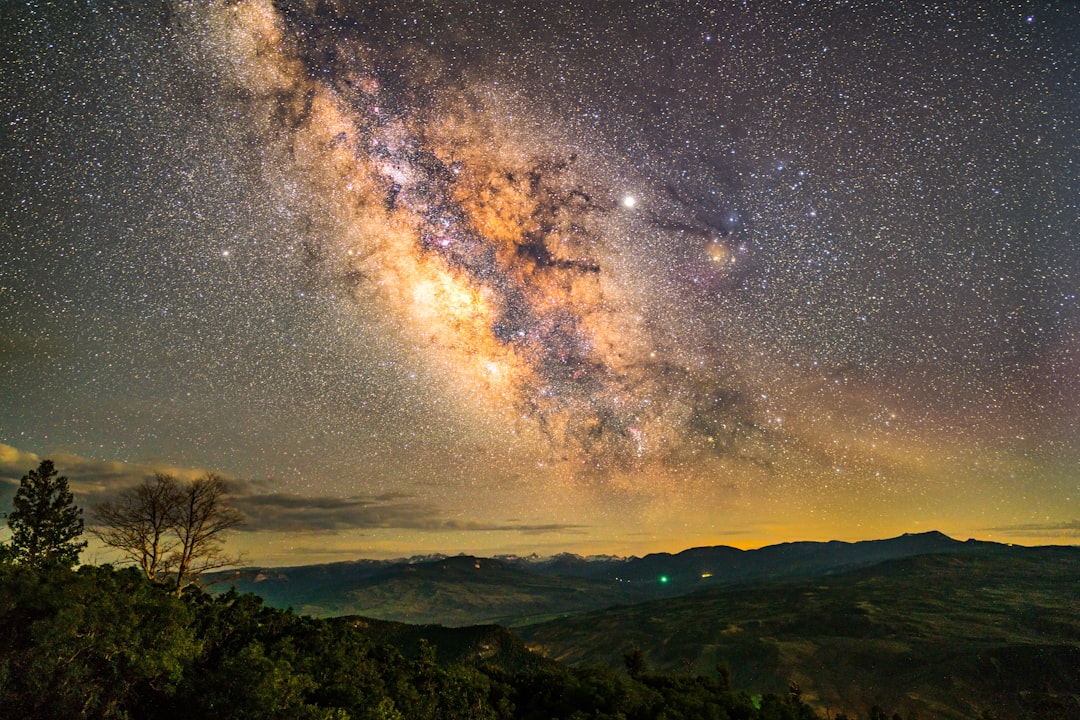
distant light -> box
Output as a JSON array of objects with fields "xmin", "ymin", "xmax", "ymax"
[
  {"xmin": 622, "ymin": 195, "xmax": 637, "ymax": 209},
  {"xmin": 700, "ymin": 572, "xmax": 713, "ymax": 578},
  {"xmin": 659, "ymin": 575, "xmax": 669, "ymax": 583}
]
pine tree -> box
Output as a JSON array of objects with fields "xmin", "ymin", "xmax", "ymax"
[{"xmin": 6, "ymin": 459, "xmax": 86, "ymax": 569}]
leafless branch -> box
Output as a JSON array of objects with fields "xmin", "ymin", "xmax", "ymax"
[
  {"xmin": 171, "ymin": 473, "xmax": 244, "ymax": 596},
  {"xmin": 92, "ymin": 472, "xmax": 244, "ymax": 595},
  {"xmin": 92, "ymin": 473, "xmax": 182, "ymax": 582}
]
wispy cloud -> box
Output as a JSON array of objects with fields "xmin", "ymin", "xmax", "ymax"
[
  {"xmin": 982, "ymin": 520, "xmax": 1080, "ymax": 538},
  {"xmin": 0, "ymin": 443, "xmax": 585, "ymax": 536},
  {"xmin": 0, "ymin": 444, "xmax": 209, "ymax": 495},
  {"xmin": 231, "ymin": 491, "xmax": 586, "ymax": 534}
]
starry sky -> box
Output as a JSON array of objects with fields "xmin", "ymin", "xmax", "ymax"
[{"xmin": 1, "ymin": 1, "xmax": 1077, "ymax": 565}]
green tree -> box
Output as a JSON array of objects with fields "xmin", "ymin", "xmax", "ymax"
[
  {"xmin": 868, "ymin": 706, "xmax": 889, "ymax": 720},
  {"xmin": 6, "ymin": 459, "xmax": 86, "ymax": 569},
  {"xmin": 623, "ymin": 647, "xmax": 649, "ymax": 679},
  {"xmin": 0, "ymin": 563, "xmax": 199, "ymax": 718}
]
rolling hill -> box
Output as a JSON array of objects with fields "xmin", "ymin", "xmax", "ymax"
[
  {"xmin": 207, "ymin": 534, "xmax": 1080, "ymax": 718},
  {"xmin": 212, "ymin": 554, "xmax": 655, "ymax": 625},
  {"xmin": 210, "ymin": 531, "xmax": 988, "ymax": 625},
  {"xmin": 517, "ymin": 545, "xmax": 1080, "ymax": 720}
]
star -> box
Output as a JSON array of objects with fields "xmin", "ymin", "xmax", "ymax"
[{"xmin": 0, "ymin": 0, "xmax": 1074, "ymax": 562}]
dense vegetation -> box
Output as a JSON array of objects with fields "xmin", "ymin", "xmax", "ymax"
[
  {"xmin": 0, "ymin": 561, "xmax": 873, "ymax": 720},
  {"xmin": 207, "ymin": 532, "xmax": 975, "ymax": 626},
  {"xmin": 2, "ymin": 462, "xmax": 1071, "ymax": 719},
  {"xmin": 521, "ymin": 549, "xmax": 1080, "ymax": 720}
]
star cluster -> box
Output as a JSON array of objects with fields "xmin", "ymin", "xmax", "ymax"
[{"xmin": 0, "ymin": 1, "xmax": 1076, "ymax": 562}]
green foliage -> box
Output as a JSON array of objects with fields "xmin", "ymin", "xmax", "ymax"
[
  {"xmin": 624, "ymin": 647, "xmax": 649, "ymax": 678},
  {"xmin": 0, "ymin": 563, "xmax": 197, "ymax": 718},
  {"xmin": 6, "ymin": 459, "xmax": 86, "ymax": 569},
  {"xmin": 0, "ymin": 562, "xmax": 929, "ymax": 720}
]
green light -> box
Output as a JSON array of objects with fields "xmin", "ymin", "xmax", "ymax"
[{"xmin": 659, "ymin": 575, "xmax": 669, "ymax": 583}]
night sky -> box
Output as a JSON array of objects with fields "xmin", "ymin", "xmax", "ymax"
[{"xmin": 1, "ymin": 1, "xmax": 1077, "ymax": 565}]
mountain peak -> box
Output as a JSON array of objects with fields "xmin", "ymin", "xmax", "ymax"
[{"xmin": 899, "ymin": 530, "xmax": 955, "ymax": 540}]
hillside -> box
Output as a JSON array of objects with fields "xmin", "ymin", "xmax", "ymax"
[
  {"xmin": 517, "ymin": 546, "xmax": 1080, "ymax": 720},
  {"xmin": 332, "ymin": 615, "xmax": 552, "ymax": 672},
  {"xmin": 0, "ymin": 562, "xmax": 810, "ymax": 720},
  {"xmin": 210, "ymin": 531, "xmax": 985, "ymax": 625},
  {"xmin": 213, "ymin": 554, "xmax": 657, "ymax": 625}
]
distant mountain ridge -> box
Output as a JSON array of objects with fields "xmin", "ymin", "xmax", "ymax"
[
  {"xmin": 517, "ymin": 545, "xmax": 1080, "ymax": 720},
  {"xmin": 511, "ymin": 529, "xmax": 981, "ymax": 585},
  {"xmin": 203, "ymin": 536, "xmax": 1080, "ymax": 720},
  {"xmin": 209, "ymin": 531, "xmax": 999, "ymax": 625}
]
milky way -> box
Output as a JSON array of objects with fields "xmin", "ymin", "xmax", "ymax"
[
  {"xmin": 193, "ymin": 0, "xmax": 773, "ymax": 479},
  {"xmin": 1, "ymin": 1, "xmax": 1076, "ymax": 561}
]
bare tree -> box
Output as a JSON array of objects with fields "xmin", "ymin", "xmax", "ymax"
[
  {"xmin": 92, "ymin": 472, "xmax": 243, "ymax": 595},
  {"xmin": 92, "ymin": 473, "xmax": 182, "ymax": 582},
  {"xmin": 170, "ymin": 473, "xmax": 244, "ymax": 596}
]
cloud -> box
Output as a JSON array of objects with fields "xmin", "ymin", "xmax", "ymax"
[
  {"xmin": 0, "ymin": 444, "xmax": 41, "ymax": 480},
  {"xmin": 0, "ymin": 444, "xmax": 212, "ymax": 498},
  {"xmin": 0, "ymin": 443, "xmax": 585, "ymax": 536},
  {"xmin": 982, "ymin": 520, "xmax": 1080, "ymax": 538},
  {"xmin": 231, "ymin": 491, "xmax": 586, "ymax": 534}
]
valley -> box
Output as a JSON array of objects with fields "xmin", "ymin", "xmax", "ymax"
[{"xmin": 210, "ymin": 534, "xmax": 1080, "ymax": 719}]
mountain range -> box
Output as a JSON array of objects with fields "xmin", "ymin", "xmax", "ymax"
[
  {"xmin": 210, "ymin": 530, "xmax": 991, "ymax": 625},
  {"xmin": 209, "ymin": 532, "xmax": 1080, "ymax": 719},
  {"xmin": 519, "ymin": 545, "xmax": 1080, "ymax": 720}
]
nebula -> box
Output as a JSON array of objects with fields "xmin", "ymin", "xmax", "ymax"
[
  {"xmin": 2, "ymin": 0, "xmax": 1074, "ymax": 558},
  {"xmin": 193, "ymin": 0, "xmax": 761, "ymax": 476}
]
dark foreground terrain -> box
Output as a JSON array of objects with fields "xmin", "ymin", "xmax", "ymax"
[
  {"xmin": 3, "ymin": 536, "xmax": 1075, "ymax": 719},
  {"xmin": 0, "ymin": 561, "xmax": 827, "ymax": 719},
  {"xmin": 518, "ymin": 546, "xmax": 1080, "ymax": 720},
  {"xmin": 211, "ymin": 534, "xmax": 1080, "ymax": 719},
  {"xmin": 210, "ymin": 531, "xmax": 990, "ymax": 625}
]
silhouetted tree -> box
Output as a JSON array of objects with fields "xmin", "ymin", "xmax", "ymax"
[
  {"xmin": 5, "ymin": 459, "xmax": 86, "ymax": 568},
  {"xmin": 716, "ymin": 661, "xmax": 733, "ymax": 692},
  {"xmin": 93, "ymin": 473, "xmax": 183, "ymax": 582},
  {"xmin": 93, "ymin": 472, "xmax": 243, "ymax": 595},
  {"xmin": 623, "ymin": 647, "xmax": 649, "ymax": 678},
  {"xmin": 170, "ymin": 473, "xmax": 244, "ymax": 596}
]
